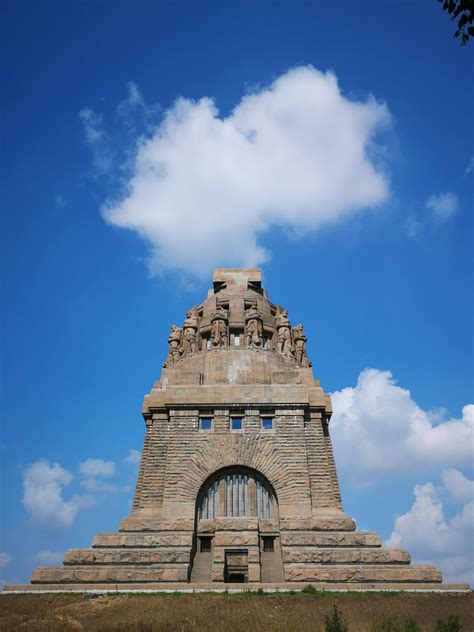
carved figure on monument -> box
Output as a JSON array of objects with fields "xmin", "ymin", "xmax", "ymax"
[
  {"xmin": 210, "ymin": 305, "xmax": 228, "ymax": 348},
  {"xmin": 164, "ymin": 325, "xmax": 182, "ymax": 367},
  {"xmin": 292, "ymin": 323, "xmax": 311, "ymax": 367},
  {"xmin": 182, "ymin": 308, "xmax": 198, "ymax": 356},
  {"xmin": 245, "ymin": 300, "xmax": 263, "ymax": 348},
  {"xmin": 275, "ymin": 308, "xmax": 293, "ymax": 357}
]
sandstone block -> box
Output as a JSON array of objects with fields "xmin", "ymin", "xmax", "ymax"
[
  {"xmin": 282, "ymin": 547, "xmax": 410, "ymax": 564},
  {"xmin": 64, "ymin": 547, "xmax": 190, "ymax": 565},
  {"xmin": 280, "ymin": 516, "xmax": 356, "ymax": 531},
  {"xmin": 119, "ymin": 516, "xmax": 194, "ymax": 532},
  {"xmin": 280, "ymin": 531, "xmax": 381, "ymax": 547},
  {"xmin": 214, "ymin": 531, "xmax": 259, "ymax": 547},
  {"xmin": 92, "ymin": 532, "xmax": 193, "ymax": 548},
  {"xmin": 284, "ymin": 564, "xmax": 442, "ymax": 583},
  {"xmin": 32, "ymin": 564, "xmax": 189, "ymax": 584}
]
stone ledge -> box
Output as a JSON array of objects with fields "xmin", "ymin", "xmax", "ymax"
[
  {"xmin": 214, "ymin": 531, "xmax": 259, "ymax": 547},
  {"xmin": 93, "ymin": 533, "xmax": 193, "ymax": 548},
  {"xmin": 119, "ymin": 517, "xmax": 194, "ymax": 532},
  {"xmin": 284, "ymin": 564, "xmax": 442, "ymax": 583},
  {"xmin": 280, "ymin": 531, "xmax": 382, "ymax": 547},
  {"xmin": 31, "ymin": 564, "xmax": 189, "ymax": 584},
  {"xmin": 64, "ymin": 548, "xmax": 190, "ymax": 565},
  {"xmin": 4, "ymin": 581, "xmax": 470, "ymax": 593},
  {"xmin": 281, "ymin": 517, "xmax": 356, "ymax": 531},
  {"xmin": 282, "ymin": 548, "xmax": 410, "ymax": 564}
]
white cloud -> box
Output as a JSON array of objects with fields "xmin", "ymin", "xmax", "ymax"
[
  {"xmin": 22, "ymin": 459, "xmax": 92, "ymax": 528},
  {"xmin": 123, "ymin": 449, "xmax": 141, "ymax": 465},
  {"xmin": 386, "ymin": 471, "xmax": 473, "ymax": 584},
  {"xmin": 34, "ymin": 550, "xmax": 64, "ymax": 565},
  {"xmin": 404, "ymin": 213, "xmax": 423, "ymax": 239},
  {"xmin": 331, "ymin": 369, "xmax": 473, "ymax": 477},
  {"xmin": 101, "ymin": 66, "xmax": 391, "ymax": 277},
  {"xmin": 54, "ymin": 195, "xmax": 67, "ymax": 208},
  {"xmin": 465, "ymin": 156, "xmax": 474, "ymax": 175},
  {"xmin": 0, "ymin": 553, "xmax": 12, "ymax": 569},
  {"xmin": 79, "ymin": 458, "xmax": 116, "ymax": 478},
  {"xmin": 442, "ymin": 468, "xmax": 474, "ymax": 504},
  {"xmin": 79, "ymin": 107, "xmax": 113, "ymax": 175},
  {"xmin": 426, "ymin": 192, "xmax": 459, "ymax": 223},
  {"xmin": 117, "ymin": 81, "xmax": 160, "ymax": 126}
]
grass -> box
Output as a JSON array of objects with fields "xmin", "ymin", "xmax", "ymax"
[{"xmin": 0, "ymin": 591, "xmax": 472, "ymax": 631}]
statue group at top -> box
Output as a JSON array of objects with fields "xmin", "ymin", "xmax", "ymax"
[{"xmin": 164, "ymin": 302, "xmax": 310, "ymax": 368}]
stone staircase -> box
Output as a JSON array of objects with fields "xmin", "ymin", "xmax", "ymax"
[
  {"xmin": 260, "ymin": 551, "xmax": 285, "ymax": 582},
  {"xmin": 190, "ymin": 552, "xmax": 213, "ymax": 583}
]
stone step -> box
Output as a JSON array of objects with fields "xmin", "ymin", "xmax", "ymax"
[
  {"xmin": 261, "ymin": 552, "xmax": 285, "ymax": 582},
  {"xmin": 6, "ymin": 581, "xmax": 469, "ymax": 593},
  {"xmin": 32, "ymin": 564, "xmax": 189, "ymax": 584},
  {"xmin": 190, "ymin": 552, "xmax": 213, "ymax": 583},
  {"xmin": 64, "ymin": 548, "xmax": 190, "ymax": 565},
  {"xmin": 284, "ymin": 564, "xmax": 442, "ymax": 583},
  {"xmin": 92, "ymin": 532, "xmax": 193, "ymax": 548},
  {"xmin": 281, "ymin": 531, "xmax": 381, "ymax": 547},
  {"xmin": 282, "ymin": 547, "xmax": 410, "ymax": 564},
  {"xmin": 280, "ymin": 517, "xmax": 356, "ymax": 531}
]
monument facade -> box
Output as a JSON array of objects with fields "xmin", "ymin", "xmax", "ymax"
[{"xmin": 10, "ymin": 269, "xmax": 460, "ymax": 590}]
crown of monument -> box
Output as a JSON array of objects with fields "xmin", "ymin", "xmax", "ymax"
[
  {"xmin": 163, "ymin": 268, "xmax": 311, "ymax": 375},
  {"xmin": 11, "ymin": 268, "xmax": 458, "ymax": 592}
]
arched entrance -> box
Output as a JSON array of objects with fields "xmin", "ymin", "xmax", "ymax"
[{"xmin": 190, "ymin": 466, "xmax": 284, "ymax": 583}]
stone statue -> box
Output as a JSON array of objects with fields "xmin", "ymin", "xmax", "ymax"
[
  {"xmin": 182, "ymin": 308, "xmax": 198, "ymax": 356},
  {"xmin": 210, "ymin": 305, "xmax": 228, "ymax": 348},
  {"xmin": 292, "ymin": 323, "xmax": 311, "ymax": 367},
  {"xmin": 245, "ymin": 300, "xmax": 263, "ymax": 348},
  {"xmin": 275, "ymin": 308, "xmax": 293, "ymax": 357},
  {"xmin": 164, "ymin": 325, "xmax": 182, "ymax": 367}
]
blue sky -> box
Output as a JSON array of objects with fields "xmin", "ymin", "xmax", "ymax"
[{"xmin": 1, "ymin": 0, "xmax": 473, "ymax": 585}]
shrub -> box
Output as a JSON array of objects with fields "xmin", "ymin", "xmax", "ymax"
[
  {"xmin": 301, "ymin": 584, "xmax": 317, "ymax": 595},
  {"xmin": 435, "ymin": 616, "xmax": 462, "ymax": 632},
  {"xmin": 325, "ymin": 604, "xmax": 349, "ymax": 632},
  {"xmin": 373, "ymin": 618, "xmax": 400, "ymax": 631}
]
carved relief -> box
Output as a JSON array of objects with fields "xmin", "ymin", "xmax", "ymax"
[
  {"xmin": 245, "ymin": 300, "xmax": 263, "ymax": 348},
  {"xmin": 210, "ymin": 305, "xmax": 228, "ymax": 348},
  {"xmin": 163, "ymin": 325, "xmax": 182, "ymax": 367},
  {"xmin": 182, "ymin": 308, "xmax": 198, "ymax": 357},
  {"xmin": 292, "ymin": 323, "xmax": 311, "ymax": 367},
  {"xmin": 275, "ymin": 308, "xmax": 294, "ymax": 357}
]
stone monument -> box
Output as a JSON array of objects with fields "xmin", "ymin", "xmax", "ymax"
[{"xmin": 7, "ymin": 268, "xmax": 466, "ymax": 591}]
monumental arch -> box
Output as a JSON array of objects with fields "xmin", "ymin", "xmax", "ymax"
[{"xmin": 10, "ymin": 268, "xmax": 463, "ymax": 590}]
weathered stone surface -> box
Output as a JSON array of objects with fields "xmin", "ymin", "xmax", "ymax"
[
  {"xmin": 284, "ymin": 564, "xmax": 442, "ymax": 583},
  {"xmin": 212, "ymin": 547, "xmax": 260, "ymax": 565},
  {"xmin": 119, "ymin": 516, "xmax": 194, "ymax": 532},
  {"xmin": 214, "ymin": 531, "xmax": 259, "ymax": 547},
  {"xmin": 92, "ymin": 532, "xmax": 193, "ymax": 548},
  {"xmin": 32, "ymin": 565, "xmax": 189, "ymax": 584},
  {"xmin": 7, "ymin": 581, "xmax": 470, "ymax": 592},
  {"xmin": 280, "ymin": 516, "xmax": 356, "ymax": 531},
  {"xmin": 64, "ymin": 548, "xmax": 190, "ymax": 565},
  {"xmin": 283, "ymin": 547, "xmax": 410, "ymax": 564},
  {"xmin": 281, "ymin": 531, "xmax": 382, "ymax": 547}
]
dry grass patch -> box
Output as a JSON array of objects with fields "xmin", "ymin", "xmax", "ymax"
[{"xmin": 0, "ymin": 591, "xmax": 472, "ymax": 631}]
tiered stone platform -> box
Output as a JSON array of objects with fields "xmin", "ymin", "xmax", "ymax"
[{"xmin": 6, "ymin": 516, "xmax": 467, "ymax": 591}]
